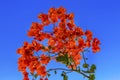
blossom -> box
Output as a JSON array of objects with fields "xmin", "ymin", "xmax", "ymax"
[
  {"xmin": 92, "ymin": 38, "xmax": 100, "ymax": 53},
  {"xmin": 85, "ymin": 30, "xmax": 92, "ymax": 41},
  {"xmin": 23, "ymin": 71, "xmax": 29, "ymax": 80},
  {"xmin": 36, "ymin": 65, "xmax": 47, "ymax": 77},
  {"xmin": 40, "ymin": 54, "xmax": 50, "ymax": 65},
  {"xmin": 38, "ymin": 14, "xmax": 50, "ymax": 25},
  {"xmin": 17, "ymin": 7, "xmax": 101, "ymax": 80},
  {"xmin": 68, "ymin": 13, "xmax": 74, "ymax": 20},
  {"xmin": 48, "ymin": 38, "xmax": 56, "ymax": 46}
]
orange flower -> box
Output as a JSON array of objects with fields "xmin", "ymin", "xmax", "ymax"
[
  {"xmin": 45, "ymin": 77, "xmax": 48, "ymax": 80},
  {"xmin": 35, "ymin": 32, "xmax": 46, "ymax": 41},
  {"xmin": 48, "ymin": 7, "xmax": 55, "ymax": 14},
  {"xmin": 31, "ymin": 22, "xmax": 43, "ymax": 31},
  {"xmin": 72, "ymin": 53, "xmax": 82, "ymax": 65},
  {"xmin": 59, "ymin": 14, "xmax": 67, "ymax": 22},
  {"xmin": 68, "ymin": 13, "xmax": 74, "ymax": 20},
  {"xmin": 74, "ymin": 27, "xmax": 84, "ymax": 36},
  {"xmin": 59, "ymin": 22, "xmax": 66, "ymax": 29},
  {"xmin": 85, "ymin": 30, "xmax": 92, "ymax": 41},
  {"xmin": 32, "ymin": 40, "xmax": 42, "ymax": 52},
  {"xmin": 92, "ymin": 38, "xmax": 100, "ymax": 53},
  {"xmin": 56, "ymin": 6, "xmax": 66, "ymax": 15},
  {"xmin": 27, "ymin": 22, "xmax": 43, "ymax": 37},
  {"xmin": 85, "ymin": 40, "xmax": 91, "ymax": 47},
  {"xmin": 78, "ymin": 38, "xmax": 85, "ymax": 49},
  {"xmin": 67, "ymin": 40, "xmax": 76, "ymax": 49},
  {"xmin": 18, "ymin": 57, "xmax": 27, "ymax": 72},
  {"xmin": 40, "ymin": 54, "xmax": 50, "ymax": 65},
  {"xmin": 17, "ymin": 47, "xmax": 25, "ymax": 55},
  {"xmin": 48, "ymin": 38, "xmax": 56, "ymax": 46},
  {"xmin": 17, "ymin": 7, "xmax": 101, "ymax": 80},
  {"xmin": 50, "ymin": 14, "xmax": 58, "ymax": 23},
  {"xmin": 29, "ymin": 56, "xmax": 39, "ymax": 73},
  {"xmin": 38, "ymin": 14, "xmax": 50, "ymax": 25},
  {"xmin": 67, "ymin": 22, "xmax": 75, "ymax": 30},
  {"xmin": 17, "ymin": 42, "xmax": 34, "ymax": 56},
  {"xmin": 36, "ymin": 65, "xmax": 47, "ymax": 77},
  {"xmin": 23, "ymin": 71, "xmax": 29, "ymax": 80}
]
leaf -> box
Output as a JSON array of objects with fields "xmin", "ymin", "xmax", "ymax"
[
  {"xmin": 56, "ymin": 55, "xmax": 67, "ymax": 63},
  {"xmin": 89, "ymin": 74, "xmax": 95, "ymax": 80},
  {"xmin": 31, "ymin": 73, "xmax": 38, "ymax": 79},
  {"xmin": 90, "ymin": 64, "xmax": 96, "ymax": 73},
  {"xmin": 54, "ymin": 70, "xmax": 57, "ymax": 74},
  {"xmin": 56, "ymin": 54, "xmax": 72, "ymax": 66},
  {"xmin": 61, "ymin": 71, "xmax": 65, "ymax": 76},
  {"xmin": 47, "ymin": 73, "xmax": 51, "ymax": 77},
  {"xmin": 83, "ymin": 64, "xmax": 89, "ymax": 68},
  {"xmin": 41, "ymin": 46, "xmax": 45, "ymax": 49},
  {"xmin": 63, "ymin": 75, "xmax": 68, "ymax": 80},
  {"xmin": 34, "ymin": 74, "xmax": 38, "ymax": 79},
  {"xmin": 91, "ymin": 64, "xmax": 96, "ymax": 70},
  {"xmin": 61, "ymin": 72, "xmax": 68, "ymax": 80},
  {"xmin": 48, "ymin": 46, "xmax": 52, "ymax": 49}
]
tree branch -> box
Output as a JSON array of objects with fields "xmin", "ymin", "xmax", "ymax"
[{"xmin": 47, "ymin": 68, "xmax": 90, "ymax": 79}]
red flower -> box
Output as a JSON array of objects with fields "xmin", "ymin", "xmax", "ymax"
[
  {"xmin": 36, "ymin": 65, "xmax": 47, "ymax": 77},
  {"xmin": 92, "ymin": 38, "xmax": 100, "ymax": 53},
  {"xmin": 40, "ymin": 54, "xmax": 50, "ymax": 65}
]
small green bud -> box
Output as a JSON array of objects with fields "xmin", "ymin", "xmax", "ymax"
[
  {"xmin": 54, "ymin": 71, "xmax": 57, "ymax": 74},
  {"xmin": 83, "ymin": 64, "xmax": 89, "ymax": 68}
]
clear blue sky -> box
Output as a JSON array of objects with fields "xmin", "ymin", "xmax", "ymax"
[{"xmin": 0, "ymin": 0, "xmax": 120, "ymax": 80}]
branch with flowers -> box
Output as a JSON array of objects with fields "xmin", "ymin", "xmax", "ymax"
[{"xmin": 17, "ymin": 7, "xmax": 100, "ymax": 80}]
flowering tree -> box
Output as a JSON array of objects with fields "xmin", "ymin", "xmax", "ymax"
[{"xmin": 17, "ymin": 7, "xmax": 100, "ymax": 80}]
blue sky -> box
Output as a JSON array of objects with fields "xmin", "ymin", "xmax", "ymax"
[{"xmin": 0, "ymin": 0, "xmax": 120, "ymax": 80}]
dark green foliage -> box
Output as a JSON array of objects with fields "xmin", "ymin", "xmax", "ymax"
[
  {"xmin": 54, "ymin": 70, "xmax": 57, "ymax": 74},
  {"xmin": 90, "ymin": 64, "xmax": 96, "ymax": 73},
  {"xmin": 61, "ymin": 72, "xmax": 68, "ymax": 80},
  {"xmin": 83, "ymin": 64, "xmax": 89, "ymax": 68},
  {"xmin": 47, "ymin": 73, "xmax": 51, "ymax": 77},
  {"xmin": 56, "ymin": 54, "xmax": 73, "ymax": 66},
  {"xmin": 89, "ymin": 74, "xmax": 95, "ymax": 80},
  {"xmin": 31, "ymin": 73, "xmax": 38, "ymax": 79}
]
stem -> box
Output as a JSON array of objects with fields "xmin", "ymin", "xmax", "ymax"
[
  {"xmin": 47, "ymin": 68, "xmax": 71, "ymax": 72},
  {"xmin": 82, "ymin": 52, "xmax": 90, "ymax": 71},
  {"xmin": 77, "ymin": 71, "xmax": 90, "ymax": 78},
  {"xmin": 47, "ymin": 68, "xmax": 90, "ymax": 79},
  {"xmin": 82, "ymin": 52, "xmax": 86, "ymax": 64}
]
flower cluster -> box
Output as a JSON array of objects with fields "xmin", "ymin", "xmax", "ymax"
[{"xmin": 17, "ymin": 7, "xmax": 100, "ymax": 80}]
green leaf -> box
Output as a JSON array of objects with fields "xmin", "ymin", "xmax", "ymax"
[
  {"xmin": 41, "ymin": 46, "xmax": 45, "ymax": 49},
  {"xmin": 54, "ymin": 70, "xmax": 57, "ymax": 74},
  {"xmin": 91, "ymin": 64, "xmax": 96, "ymax": 70},
  {"xmin": 61, "ymin": 72, "xmax": 68, "ymax": 80},
  {"xmin": 31, "ymin": 73, "xmax": 38, "ymax": 79},
  {"xmin": 48, "ymin": 46, "xmax": 52, "ymax": 49},
  {"xmin": 56, "ymin": 55, "xmax": 67, "ymax": 63},
  {"xmin": 90, "ymin": 64, "xmax": 96, "ymax": 73},
  {"xmin": 83, "ymin": 64, "xmax": 89, "ymax": 68},
  {"xmin": 34, "ymin": 74, "xmax": 38, "ymax": 79},
  {"xmin": 56, "ymin": 54, "xmax": 73, "ymax": 66},
  {"xmin": 63, "ymin": 75, "xmax": 68, "ymax": 80},
  {"xmin": 89, "ymin": 74, "xmax": 95, "ymax": 80},
  {"xmin": 47, "ymin": 73, "xmax": 51, "ymax": 77}
]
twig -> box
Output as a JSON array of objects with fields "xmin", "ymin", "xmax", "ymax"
[{"xmin": 47, "ymin": 68, "xmax": 90, "ymax": 79}]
